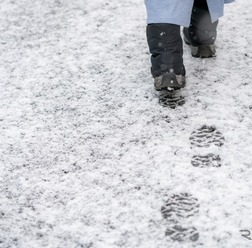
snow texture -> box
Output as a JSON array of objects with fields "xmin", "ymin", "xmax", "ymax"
[{"xmin": 0, "ymin": 0, "xmax": 252, "ymax": 247}]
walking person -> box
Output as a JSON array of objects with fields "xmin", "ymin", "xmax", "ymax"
[{"xmin": 145, "ymin": 0, "xmax": 234, "ymax": 108}]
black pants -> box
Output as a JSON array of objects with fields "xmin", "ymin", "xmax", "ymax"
[{"xmin": 194, "ymin": 0, "xmax": 208, "ymax": 10}]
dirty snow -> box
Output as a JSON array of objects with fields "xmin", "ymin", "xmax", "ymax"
[{"xmin": 0, "ymin": 0, "xmax": 252, "ymax": 247}]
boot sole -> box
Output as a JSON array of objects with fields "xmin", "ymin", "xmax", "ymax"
[
  {"xmin": 190, "ymin": 44, "xmax": 216, "ymax": 58},
  {"xmin": 154, "ymin": 72, "xmax": 186, "ymax": 91},
  {"xmin": 183, "ymin": 30, "xmax": 216, "ymax": 58}
]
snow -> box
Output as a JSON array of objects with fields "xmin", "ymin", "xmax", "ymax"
[{"xmin": 0, "ymin": 0, "xmax": 252, "ymax": 247}]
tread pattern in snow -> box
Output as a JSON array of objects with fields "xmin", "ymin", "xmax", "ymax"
[
  {"xmin": 191, "ymin": 154, "xmax": 221, "ymax": 168},
  {"xmin": 159, "ymin": 89, "xmax": 185, "ymax": 109},
  {"xmin": 190, "ymin": 125, "xmax": 224, "ymax": 168},
  {"xmin": 189, "ymin": 125, "xmax": 225, "ymax": 148},
  {"xmin": 165, "ymin": 225, "xmax": 199, "ymax": 242},
  {"xmin": 161, "ymin": 193, "xmax": 200, "ymax": 242}
]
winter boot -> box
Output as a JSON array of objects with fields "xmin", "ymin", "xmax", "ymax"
[
  {"xmin": 183, "ymin": 0, "xmax": 218, "ymax": 58},
  {"xmin": 147, "ymin": 24, "xmax": 186, "ymax": 108}
]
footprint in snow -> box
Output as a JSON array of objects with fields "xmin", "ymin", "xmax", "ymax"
[
  {"xmin": 161, "ymin": 193, "xmax": 200, "ymax": 242},
  {"xmin": 189, "ymin": 125, "xmax": 225, "ymax": 168}
]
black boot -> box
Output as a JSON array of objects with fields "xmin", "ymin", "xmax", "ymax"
[
  {"xmin": 147, "ymin": 24, "xmax": 186, "ymax": 108},
  {"xmin": 183, "ymin": 0, "xmax": 218, "ymax": 58}
]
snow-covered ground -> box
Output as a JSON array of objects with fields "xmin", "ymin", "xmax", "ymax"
[{"xmin": 0, "ymin": 0, "xmax": 252, "ymax": 247}]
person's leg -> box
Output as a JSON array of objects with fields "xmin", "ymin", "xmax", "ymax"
[
  {"xmin": 144, "ymin": 0, "xmax": 194, "ymax": 108},
  {"xmin": 183, "ymin": 0, "xmax": 218, "ymax": 58},
  {"xmin": 146, "ymin": 23, "xmax": 186, "ymax": 108},
  {"xmin": 146, "ymin": 23, "xmax": 186, "ymax": 89}
]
